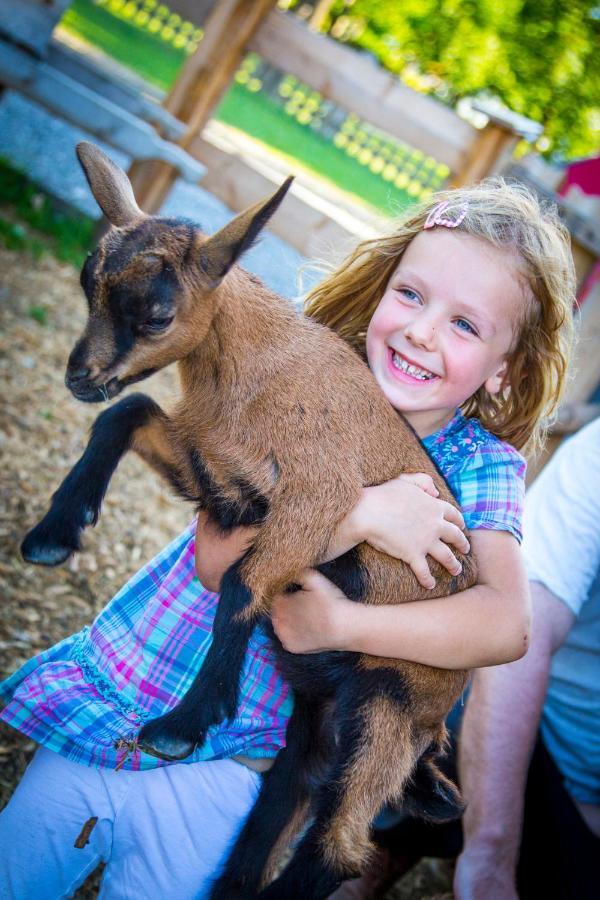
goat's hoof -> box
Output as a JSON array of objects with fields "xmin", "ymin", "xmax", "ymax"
[
  {"xmin": 21, "ymin": 527, "xmax": 75, "ymax": 567},
  {"xmin": 138, "ymin": 721, "xmax": 196, "ymax": 761}
]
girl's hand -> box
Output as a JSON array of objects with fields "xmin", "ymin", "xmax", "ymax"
[
  {"xmin": 345, "ymin": 474, "xmax": 470, "ymax": 589},
  {"xmin": 272, "ymin": 569, "xmax": 354, "ymax": 654}
]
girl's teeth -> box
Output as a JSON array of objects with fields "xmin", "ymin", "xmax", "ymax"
[{"xmin": 392, "ymin": 351, "xmax": 434, "ymax": 380}]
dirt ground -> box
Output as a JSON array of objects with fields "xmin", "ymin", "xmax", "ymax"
[{"xmin": 0, "ymin": 244, "xmax": 453, "ymax": 898}]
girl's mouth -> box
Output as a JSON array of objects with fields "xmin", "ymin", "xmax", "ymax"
[{"xmin": 388, "ymin": 348, "xmax": 438, "ymax": 383}]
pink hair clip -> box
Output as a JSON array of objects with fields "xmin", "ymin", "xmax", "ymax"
[{"xmin": 424, "ymin": 200, "xmax": 468, "ymax": 230}]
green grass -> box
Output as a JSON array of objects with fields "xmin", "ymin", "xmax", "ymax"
[
  {"xmin": 0, "ymin": 158, "xmax": 95, "ymax": 266},
  {"xmin": 216, "ymin": 85, "xmax": 412, "ymax": 215},
  {"xmin": 59, "ymin": 0, "xmax": 413, "ymax": 215},
  {"xmin": 61, "ymin": 0, "xmax": 185, "ymax": 90}
]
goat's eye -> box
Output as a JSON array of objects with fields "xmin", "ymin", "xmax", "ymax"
[{"xmin": 143, "ymin": 316, "xmax": 174, "ymax": 333}]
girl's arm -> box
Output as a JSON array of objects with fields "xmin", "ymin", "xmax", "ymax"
[
  {"xmin": 195, "ymin": 474, "xmax": 469, "ymax": 591},
  {"xmin": 271, "ymin": 530, "xmax": 531, "ymax": 669},
  {"xmin": 194, "ymin": 511, "xmax": 259, "ymax": 592}
]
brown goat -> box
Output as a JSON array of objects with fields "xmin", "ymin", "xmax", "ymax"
[{"xmin": 22, "ymin": 142, "xmax": 475, "ymax": 899}]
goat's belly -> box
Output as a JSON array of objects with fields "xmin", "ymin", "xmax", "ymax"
[
  {"xmin": 274, "ymin": 637, "xmax": 468, "ymax": 728},
  {"xmin": 358, "ymin": 654, "xmax": 469, "ymax": 722}
]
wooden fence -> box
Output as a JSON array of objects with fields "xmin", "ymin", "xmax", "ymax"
[{"xmin": 125, "ymin": 1, "xmax": 534, "ymax": 235}]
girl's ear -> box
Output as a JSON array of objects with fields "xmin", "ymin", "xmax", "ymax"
[{"xmin": 484, "ymin": 359, "xmax": 509, "ymax": 396}]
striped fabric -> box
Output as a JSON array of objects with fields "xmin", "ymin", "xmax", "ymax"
[{"xmin": 0, "ymin": 411, "xmax": 525, "ymax": 770}]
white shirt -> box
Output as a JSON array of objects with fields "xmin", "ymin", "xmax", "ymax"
[{"xmin": 523, "ymin": 418, "xmax": 600, "ymax": 804}]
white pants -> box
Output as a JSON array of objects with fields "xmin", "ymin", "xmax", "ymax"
[{"xmin": 0, "ymin": 747, "xmax": 261, "ymax": 899}]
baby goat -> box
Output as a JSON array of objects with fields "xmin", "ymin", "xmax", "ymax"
[{"xmin": 22, "ymin": 142, "xmax": 475, "ymax": 899}]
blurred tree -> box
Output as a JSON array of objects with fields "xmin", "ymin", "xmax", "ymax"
[{"xmin": 307, "ymin": 0, "xmax": 599, "ymax": 159}]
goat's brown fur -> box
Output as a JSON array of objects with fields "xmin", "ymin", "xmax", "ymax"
[{"xmin": 24, "ymin": 142, "xmax": 476, "ymax": 895}]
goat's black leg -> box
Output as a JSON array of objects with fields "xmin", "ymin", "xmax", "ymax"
[
  {"xmin": 138, "ymin": 555, "xmax": 257, "ymax": 761},
  {"xmin": 21, "ymin": 393, "xmax": 161, "ymax": 566},
  {"xmin": 257, "ymin": 671, "xmax": 419, "ymax": 900},
  {"xmin": 210, "ymin": 695, "xmax": 327, "ymax": 900}
]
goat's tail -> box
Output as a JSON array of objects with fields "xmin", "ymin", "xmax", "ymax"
[{"xmin": 401, "ymin": 746, "xmax": 463, "ymax": 823}]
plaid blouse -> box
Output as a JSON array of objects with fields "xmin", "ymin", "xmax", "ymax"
[{"xmin": 0, "ymin": 411, "xmax": 525, "ymax": 770}]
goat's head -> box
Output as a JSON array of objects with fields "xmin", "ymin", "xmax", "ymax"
[{"xmin": 66, "ymin": 142, "xmax": 292, "ymax": 402}]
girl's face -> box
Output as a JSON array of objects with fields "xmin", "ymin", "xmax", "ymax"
[{"xmin": 366, "ymin": 229, "xmax": 525, "ymax": 437}]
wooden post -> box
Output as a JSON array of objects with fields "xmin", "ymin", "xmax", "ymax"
[
  {"xmin": 451, "ymin": 121, "xmax": 518, "ymax": 188},
  {"xmin": 129, "ymin": 0, "xmax": 277, "ymax": 213}
]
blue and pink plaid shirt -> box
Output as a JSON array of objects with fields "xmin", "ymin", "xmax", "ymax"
[{"xmin": 0, "ymin": 411, "xmax": 525, "ymax": 770}]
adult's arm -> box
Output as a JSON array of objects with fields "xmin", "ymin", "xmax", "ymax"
[
  {"xmin": 455, "ymin": 419, "xmax": 600, "ymax": 899},
  {"xmin": 453, "ymin": 582, "xmax": 574, "ymax": 900}
]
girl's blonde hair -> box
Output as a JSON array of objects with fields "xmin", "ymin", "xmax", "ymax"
[{"xmin": 304, "ymin": 177, "xmax": 575, "ymax": 454}]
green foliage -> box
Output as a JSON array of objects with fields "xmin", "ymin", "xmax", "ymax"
[
  {"xmin": 323, "ymin": 0, "xmax": 599, "ymax": 159},
  {"xmin": 0, "ymin": 158, "xmax": 95, "ymax": 265}
]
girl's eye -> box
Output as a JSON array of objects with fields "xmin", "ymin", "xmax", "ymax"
[
  {"xmin": 399, "ymin": 287, "xmax": 421, "ymax": 303},
  {"xmin": 454, "ymin": 317, "xmax": 477, "ymax": 336},
  {"xmin": 143, "ymin": 316, "xmax": 174, "ymax": 333}
]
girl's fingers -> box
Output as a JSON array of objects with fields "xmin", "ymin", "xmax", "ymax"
[
  {"xmin": 399, "ymin": 472, "xmax": 439, "ymax": 496},
  {"xmin": 442, "ymin": 502, "xmax": 465, "ymax": 530},
  {"xmin": 408, "ymin": 556, "xmax": 436, "ymax": 589},
  {"xmin": 431, "ymin": 541, "xmax": 462, "ymax": 576},
  {"xmin": 440, "ymin": 522, "xmax": 470, "ymax": 554}
]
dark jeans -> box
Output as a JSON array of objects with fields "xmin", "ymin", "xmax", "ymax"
[{"xmin": 373, "ymin": 735, "xmax": 600, "ymax": 900}]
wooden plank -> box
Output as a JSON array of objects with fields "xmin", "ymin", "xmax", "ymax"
[
  {"xmin": 167, "ymin": 0, "xmax": 278, "ymax": 135},
  {"xmin": 552, "ymin": 402, "xmax": 600, "ymax": 435},
  {"xmin": 165, "ymin": 0, "xmax": 217, "ymax": 26},
  {"xmin": 47, "ymin": 39, "xmax": 185, "ymax": 140},
  {"xmin": 0, "ymin": 38, "xmax": 205, "ymax": 182},
  {"xmin": 249, "ymin": 10, "xmax": 476, "ymax": 171},
  {"xmin": 309, "ymin": 0, "xmax": 336, "ymax": 31}
]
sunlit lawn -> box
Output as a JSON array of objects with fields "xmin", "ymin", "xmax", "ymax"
[{"xmin": 60, "ymin": 0, "xmax": 412, "ymax": 215}]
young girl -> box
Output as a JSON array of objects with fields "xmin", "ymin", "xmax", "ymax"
[{"xmin": 0, "ymin": 179, "xmax": 574, "ymax": 898}]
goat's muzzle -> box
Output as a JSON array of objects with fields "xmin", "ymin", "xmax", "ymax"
[
  {"xmin": 65, "ymin": 369, "xmax": 120, "ymax": 403},
  {"xmin": 65, "ymin": 367, "xmax": 159, "ymax": 403}
]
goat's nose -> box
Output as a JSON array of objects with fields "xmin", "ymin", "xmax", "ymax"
[{"xmin": 68, "ymin": 366, "xmax": 91, "ymax": 382}]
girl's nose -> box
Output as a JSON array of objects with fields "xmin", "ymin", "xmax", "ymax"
[{"xmin": 405, "ymin": 316, "xmax": 437, "ymax": 350}]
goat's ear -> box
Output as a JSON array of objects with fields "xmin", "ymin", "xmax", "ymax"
[
  {"xmin": 76, "ymin": 142, "xmax": 144, "ymax": 228},
  {"xmin": 199, "ymin": 177, "xmax": 293, "ymax": 284}
]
